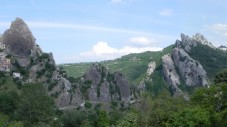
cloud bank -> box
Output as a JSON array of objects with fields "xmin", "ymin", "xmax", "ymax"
[{"xmin": 77, "ymin": 41, "xmax": 162, "ymax": 62}]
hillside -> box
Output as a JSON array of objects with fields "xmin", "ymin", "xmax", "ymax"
[
  {"xmin": 60, "ymin": 44, "xmax": 174, "ymax": 84},
  {"xmin": 188, "ymin": 43, "xmax": 227, "ymax": 80},
  {"xmin": 61, "ymin": 33, "xmax": 227, "ymax": 97},
  {"xmin": 0, "ymin": 18, "xmax": 136, "ymax": 109},
  {"xmin": 0, "ymin": 18, "xmax": 227, "ymax": 127}
]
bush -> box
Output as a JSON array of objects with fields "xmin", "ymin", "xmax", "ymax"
[
  {"xmin": 84, "ymin": 102, "xmax": 92, "ymax": 109},
  {"xmin": 94, "ymin": 103, "xmax": 102, "ymax": 111},
  {"xmin": 38, "ymin": 53, "xmax": 49, "ymax": 60},
  {"xmin": 61, "ymin": 110, "xmax": 87, "ymax": 127}
]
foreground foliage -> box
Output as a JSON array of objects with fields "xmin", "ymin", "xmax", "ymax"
[{"xmin": 0, "ymin": 69, "xmax": 227, "ymax": 127}]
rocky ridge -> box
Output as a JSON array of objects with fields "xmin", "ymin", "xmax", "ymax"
[
  {"xmin": 0, "ymin": 18, "xmax": 134, "ymax": 109},
  {"xmin": 162, "ymin": 33, "xmax": 209, "ymax": 96}
]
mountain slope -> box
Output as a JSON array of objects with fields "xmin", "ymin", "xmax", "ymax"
[
  {"xmin": 62, "ymin": 33, "xmax": 227, "ymax": 97},
  {"xmin": 0, "ymin": 18, "xmax": 135, "ymax": 109},
  {"xmin": 61, "ymin": 45, "xmax": 174, "ymax": 84}
]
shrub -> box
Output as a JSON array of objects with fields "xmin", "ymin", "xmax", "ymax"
[{"xmin": 84, "ymin": 102, "xmax": 92, "ymax": 109}]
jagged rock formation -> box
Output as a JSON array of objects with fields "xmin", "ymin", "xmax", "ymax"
[
  {"xmin": 2, "ymin": 18, "xmax": 36, "ymax": 57},
  {"xmin": 162, "ymin": 54, "xmax": 182, "ymax": 96},
  {"xmin": 162, "ymin": 33, "xmax": 209, "ymax": 96},
  {"xmin": 147, "ymin": 62, "xmax": 156, "ymax": 76},
  {"xmin": 54, "ymin": 64, "xmax": 134, "ymax": 108},
  {"xmin": 172, "ymin": 48, "xmax": 208, "ymax": 87},
  {"xmin": 77, "ymin": 64, "xmax": 131, "ymax": 103},
  {"xmin": 175, "ymin": 33, "xmax": 215, "ymax": 53},
  {"xmin": 192, "ymin": 33, "xmax": 215, "ymax": 48},
  {"xmin": 0, "ymin": 18, "xmax": 74, "ymax": 108},
  {"xmin": 0, "ymin": 18, "xmax": 135, "ymax": 109},
  {"xmin": 2, "ymin": 18, "xmax": 42, "ymax": 67}
]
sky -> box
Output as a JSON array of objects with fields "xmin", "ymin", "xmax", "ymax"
[{"xmin": 0, "ymin": 0, "xmax": 227, "ymax": 64}]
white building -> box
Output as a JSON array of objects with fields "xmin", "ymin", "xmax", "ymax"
[
  {"xmin": 13, "ymin": 72, "xmax": 21, "ymax": 79},
  {"xmin": 219, "ymin": 45, "xmax": 227, "ymax": 51}
]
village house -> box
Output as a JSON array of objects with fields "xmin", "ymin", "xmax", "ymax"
[
  {"xmin": 0, "ymin": 42, "xmax": 6, "ymax": 50},
  {"xmin": 0, "ymin": 58, "xmax": 11, "ymax": 72}
]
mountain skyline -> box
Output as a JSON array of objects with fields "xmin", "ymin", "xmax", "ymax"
[{"xmin": 0, "ymin": 0, "xmax": 227, "ymax": 63}]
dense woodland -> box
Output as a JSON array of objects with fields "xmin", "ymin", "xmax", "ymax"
[{"xmin": 0, "ymin": 69, "xmax": 227, "ymax": 127}]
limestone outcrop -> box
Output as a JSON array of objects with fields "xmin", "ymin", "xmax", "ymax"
[{"xmin": 162, "ymin": 33, "xmax": 209, "ymax": 96}]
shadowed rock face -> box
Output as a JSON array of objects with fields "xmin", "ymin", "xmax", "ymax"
[
  {"xmin": 79, "ymin": 65, "xmax": 131, "ymax": 103},
  {"xmin": 2, "ymin": 18, "xmax": 35, "ymax": 57}
]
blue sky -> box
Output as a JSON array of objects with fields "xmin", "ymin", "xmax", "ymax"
[{"xmin": 0, "ymin": 0, "xmax": 227, "ymax": 63}]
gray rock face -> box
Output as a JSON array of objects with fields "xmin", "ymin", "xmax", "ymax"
[
  {"xmin": 1, "ymin": 18, "xmax": 42, "ymax": 67},
  {"xmin": 162, "ymin": 54, "xmax": 180, "ymax": 86},
  {"xmin": 162, "ymin": 33, "xmax": 210, "ymax": 96},
  {"xmin": 172, "ymin": 48, "xmax": 208, "ymax": 87},
  {"xmin": 176, "ymin": 33, "xmax": 215, "ymax": 53},
  {"xmin": 2, "ymin": 18, "xmax": 36, "ymax": 57},
  {"xmin": 162, "ymin": 54, "xmax": 182, "ymax": 96},
  {"xmin": 176, "ymin": 33, "xmax": 197, "ymax": 52},
  {"xmin": 147, "ymin": 62, "xmax": 156, "ymax": 76},
  {"xmin": 115, "ymin": 72, "xmax": 131, "ymax": 102},
  {"xmin": 78, "ymin": 65, "xmax": 131, "ymax": 103},
  {"xmin": 192, "ymin": 33, "xmax": 215, "ymax": 48}
]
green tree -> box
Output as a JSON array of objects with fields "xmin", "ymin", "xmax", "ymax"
[
  {"xmin": 97, "ymin": 111, "xmax": 109, "ymax": 127},
  {"xmin": 61, "ymin": 110, "xmax": 87, "ymax": 127},
  {"xmin": 0, "ymin": 91, "xmax": 19, "ymax": 115},
  {"xmin": 0, "ymin": 113, "xmax": 23, "ymax": 127},
  {"xmin": 166, "ymin": 107, "xmax": 211, "ymax": 127},
  {"xmin": 214, "ymin": 69, "xmax": 227, "ymax": 84},
  {"xmin": 146, "ymin": 91, "xmax": 187, "ymax": 127},
  {"xmin": 191, "ymin": 83, "xmax": 227, "ymax": 126},
  {"xmin": 116, "ymin": 112, "xmax": 138, "ymax": 127},
  {"xmin": 15, "ymin": 83, "xmax": 54, "ymax": 126}
]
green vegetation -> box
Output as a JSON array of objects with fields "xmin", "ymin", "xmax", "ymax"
[
  {"xmin": 0, "ymin": 69, "xmax": 226, "ymax": 126},
  {"xmin": 80, "ymin": 80, "xmax": 92, "ymax": 99},
  {"xmin": 60, "ymin": 45, "xmax": 174, "ymax": 85},
  {"xmin": 84, "ymin": 102, "xmax": 92, "ymax": 109},
  {"xmin": 0, "ymin": 113, "xmax": 23, "ymax": 127},
  {"xmin": 15, "ymin": 83, "xmax": 55, "ymax": 126},
  {"xmin": 0, "ymin": 72, "xmax": 6, "ymax": 85},
  {"xmin": 188, "ymin": 43, "xmax": 227, "ymax": 81},
  {"xmin": 0, "ymin": 82, "xmax": 56, "ymax": 127}
]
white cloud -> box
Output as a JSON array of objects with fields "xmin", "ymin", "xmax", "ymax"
[
  {"xmin": 78, "ymin": 41, "xmax": 162, "ymax": 62},
  {"xmin": 207, "ymin": 24, "xmax": 227, "ymax": 37},
  {"xmin": 160, "ymin": 9, "xmax": 173, "ymax": 16},
  {"xmin": 210, "ymin": 24, "xmax": 227, "ymax": 31},
  {"xmin": 128, "ymin": 37, "xmax": 157, "ymax": 46}
]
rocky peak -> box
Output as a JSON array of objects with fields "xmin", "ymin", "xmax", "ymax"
[
  {"xmin": 192, "ymin": 33, "xmax": 214, "ymax": 48},
  {"xmin": 176, "ymin": 33, "xmax": 215, "ymax": 52},
  {"xmin": 2, "ymin": 18, "xmax": 36, "ymax": 57}
]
